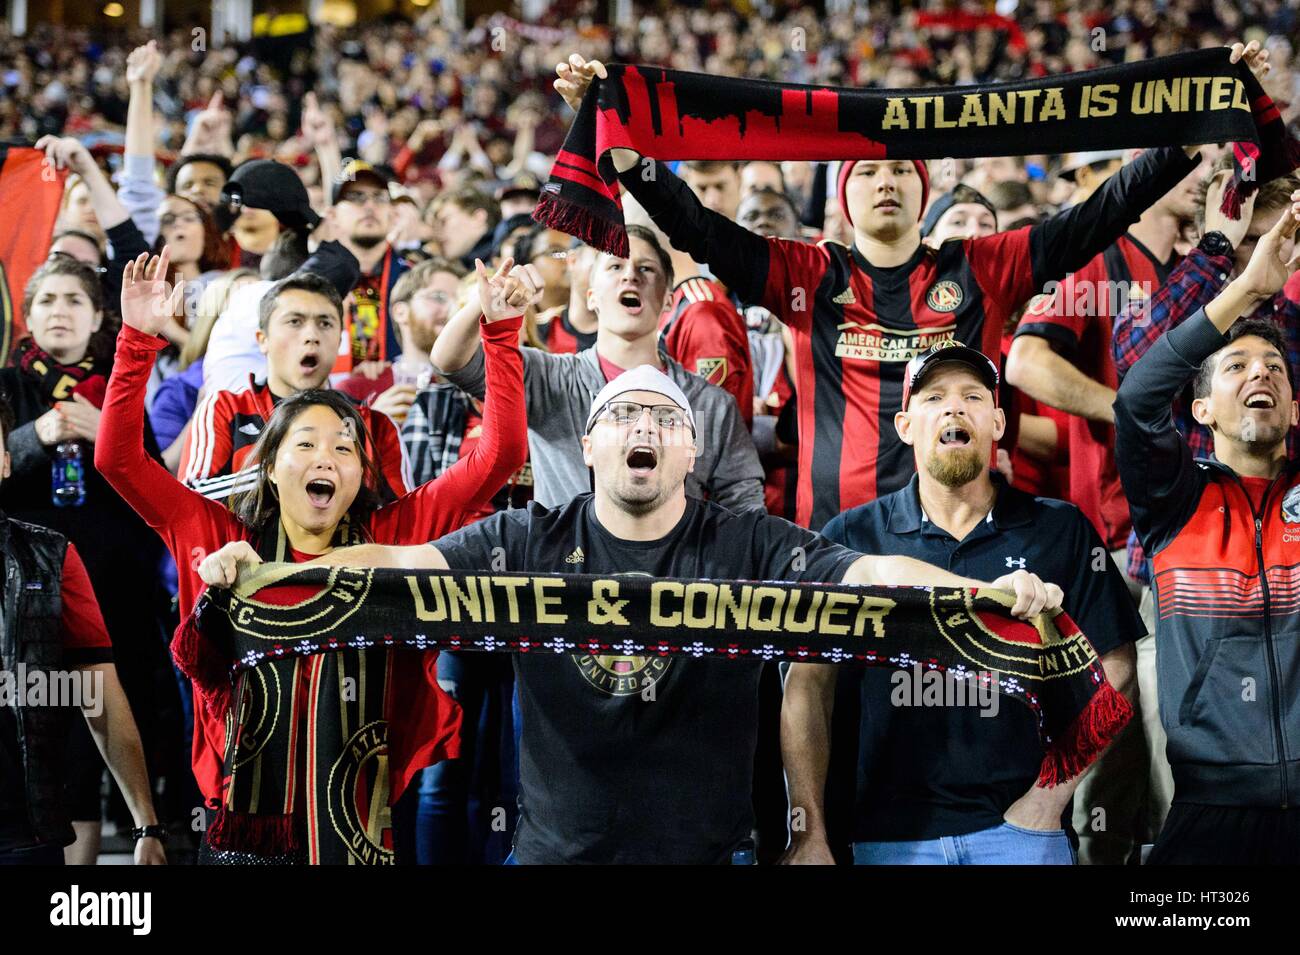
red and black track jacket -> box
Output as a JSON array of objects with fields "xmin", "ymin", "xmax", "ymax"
[
  {"xmin": 1115, "ymin": 311, "xmax": 1300, "ymax": 808},
  {"xmin": 622, "ymin": 148, "xmax": 1197, "ymax": 528},
  {"xmin": 180, "ymin": 378, "xmax": 412, "ymax": 503}
]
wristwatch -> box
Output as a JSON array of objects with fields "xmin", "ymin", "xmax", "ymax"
[
  {"xmin": 131, "ymin": 824, "xmax": 167, "ymax": 843},
  {"xmin": 1198, "ymin": 230, "xmax": 1234, "ymax": 258}
]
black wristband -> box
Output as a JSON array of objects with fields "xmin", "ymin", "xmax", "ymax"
[
  {"xmin": 1198, "ymin": 230, "xmax": 1234, "ymax": 258},
  {"xmin": 131, "ymin": 824, "xmax": 167, "ymax": 843}
]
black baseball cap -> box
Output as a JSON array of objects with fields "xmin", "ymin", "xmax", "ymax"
[
  {"xmin": 215, "ymin": 159, "xmax": 321, "ymax": 234},
  {"xmin": 900, "ymin": 341, "xmax": 1000, "ymax": 407}
]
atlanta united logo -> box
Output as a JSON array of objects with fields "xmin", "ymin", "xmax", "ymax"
[
  {"xmin": 229, "ymin": 565, "xmax": 373, "ymax": 642},
  {"xmin": 926, "ymin": 280, "xmax": 964, "ymax": 313},
  {"xmin": 226, "ymin": 664, "xmax": 283, "ymax": 767},
  {"xmin": 327, "ymin": 721, "xmax": 395, "ymax": 865},
  {"xmin": 572, "ymin": 571, "xmax": 674, "ymax": 696},
  {"xmin": 575, "ymin": 653, "xmax": 672, "ymax": 696}
]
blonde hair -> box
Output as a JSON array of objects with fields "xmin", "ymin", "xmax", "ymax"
[{"xmin": 179, "ymin": 268, "xmax": 258, "ymax": 370}]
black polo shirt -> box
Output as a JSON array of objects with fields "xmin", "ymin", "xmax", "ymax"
[{"xmin": 821, "ymin": 472, "xmax": 1145, "ymax": 843}]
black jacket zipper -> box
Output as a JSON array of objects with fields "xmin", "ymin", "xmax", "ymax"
[{"xmin": 1218, "ymin": 467, "xmax": 1291, "ymax": 808}]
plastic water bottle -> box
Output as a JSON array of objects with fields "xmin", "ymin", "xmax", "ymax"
[{"xmin": 52, "ymin": 442, "xmax": 85, "ymax": 507}]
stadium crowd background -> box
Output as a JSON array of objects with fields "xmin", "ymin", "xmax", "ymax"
[{"xmin": 2, "ymin": 0, "xmax": 1300, "ymax": 866}]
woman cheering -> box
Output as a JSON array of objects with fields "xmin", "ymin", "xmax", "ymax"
[{"xmin": 97, "ymin": 248, "xmax": 532, "ymax": 863}]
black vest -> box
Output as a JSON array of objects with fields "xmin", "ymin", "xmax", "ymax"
[{"xmin": 0, "ymin": 516, "xmax": 71, "ymax": 850}]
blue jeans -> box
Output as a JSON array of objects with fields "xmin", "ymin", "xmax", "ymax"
[
  {"xmin": 854, "ymin": 822, "xmax": 1076, "ymax": 865},
  {"xmin": 415, "ymin": 652, "xmax": 518, "ymax": 865}
]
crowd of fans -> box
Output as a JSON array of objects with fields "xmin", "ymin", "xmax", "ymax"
[{"xmin": 1, "ymin": 0, "xmax": 1299, "ymax": 866}]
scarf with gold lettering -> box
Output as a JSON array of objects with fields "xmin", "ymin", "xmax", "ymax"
[
  {"xmin": 535, "ymin": 47, "xmax": 1300, "ymax": 257},
  {"xmin": 190, "ymin": 565, "xmax": 1133, "ymax": 813},
  {"xmin": 178, "ymin": 519, "xmax": 409, "ymax": 865}
]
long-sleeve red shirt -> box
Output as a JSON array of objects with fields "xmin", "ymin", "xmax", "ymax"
[{"xmin": 96, "ymin": 316, "xmax": 528, "ymax": 807}]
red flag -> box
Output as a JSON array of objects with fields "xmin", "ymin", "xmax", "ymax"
[{"xmin": 0, "ymin": 145, "xmax": 67, "ymax": 364}]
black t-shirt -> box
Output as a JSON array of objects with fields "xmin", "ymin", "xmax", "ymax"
[
  {"xmin": 821, "ymin": 474, "xmax": 1145, "ymax": 843},
  {"xmin": 436, "ymin": 493, "xmax": 860, "ymax": 864}
]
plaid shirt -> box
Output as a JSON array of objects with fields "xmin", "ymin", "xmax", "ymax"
[{"xmin": 1112, "ymin": 246, "xmax": 1300, "ymax": 580}]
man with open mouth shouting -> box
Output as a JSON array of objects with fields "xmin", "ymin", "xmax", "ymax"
[
  {"xmin": 785, "ymin": 343, "xmax": 1144, "ymax": 865},
  {"xmin": 430, "ymin": 225, "xmax": 765, "ymax": 515},
  {"xmin": 201, "ymin": 364, "xmax": 1067, "ymax": 865},
  {"xmin": 180, "ymin": 264, "xmax": 412, "ymax": 506}
]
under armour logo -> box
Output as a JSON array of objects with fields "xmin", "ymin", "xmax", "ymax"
[{"xmin": 1005, "ymin": 557, "xmax": 1026, "ymax": 569}]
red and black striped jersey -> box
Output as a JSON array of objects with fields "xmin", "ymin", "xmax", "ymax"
[
  {"xmin": 179, "ymin": 375, "xmax": 412, "ymax": 503},
  {"xmin": 540, "ymin": 307, "xmax": 598, "ymax": 354},
  {"xmin": 621, "ymin": 147, "xmax": 1198, "ymax": 528},
  {"xmin": 661, "ymin": 276, "xmax": 754, "ymax": 426},
  {"xmin": 1015, "ymin": 233, "xmax": 1177, "ymax": 549}
]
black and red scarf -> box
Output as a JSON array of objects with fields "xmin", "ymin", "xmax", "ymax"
[
  {"xmin": 191, "ymin": 565, "xmax": 1133, "ymax": 808},
  {"xmin": 174, "ymin": 518, "xmax": 406, "ymax": 865},
  {"xmin": 535, "ymin": 47, "xmax": 1300, "ymax": 257},
  {"xmin": 13, "ymin": 338, "xmax": 109, "ymax": 408}
]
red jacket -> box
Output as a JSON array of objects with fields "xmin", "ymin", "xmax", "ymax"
[
  {"xmin": 97, "ymin": 317, "xmax": 528, "ymax": 808},
  {"xmin": 180, "ymin": 374, "xmax": 412, "ymax": 503}
]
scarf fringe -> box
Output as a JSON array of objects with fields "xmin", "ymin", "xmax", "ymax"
[
  {"xmin": 1220, "ymin": 136, "xmax": 1300, "ymax": 220},
  {"xmin": 533, "ymin": 191, "xmax": 629, "ymax": 258},
  {"xmin": 1036, "ymin": 682, "xmax": 1134, "ymax": 787},
  {"xmin": 207, "ymin": 806, "xmax": 299, "ymax": 855},
  {"xmin": 170, "ymin": 599, "xmax": 233, "ymax": 722}
]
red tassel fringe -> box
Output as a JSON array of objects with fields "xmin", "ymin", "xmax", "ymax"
[
  {"xmin": 170, "ymin": 608, "xmax": 232, "ymax": 722},
  {"xmin": 207, "ymin": 806, "xmax": 299, "ymax": 855},
  {"xmin": 1036, "ymin": 683, "xmax": 1134, "ymax": 788},
  {"xmin": 533, "ymin": 191, "xmax": 629, "ymax": 258}
]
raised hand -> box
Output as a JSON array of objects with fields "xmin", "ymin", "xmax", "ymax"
[
  {"xmin": 186, "ymin": 91, "xmax": 234, "ymax": 156},
  {"xmin": 475, "ymin": 257, "xmax": 543, "ymax": 322},
  {"xmin": 1235, "ymin": 189, "xmax": 1300, "ymax": 301},
  {"xmin": 120, "ymin": 249, "xmax": 184, "ymax": 338},
  {"xmin": 1230, "ymin": 40, "xmax": 1272, "ymax": 82},
  {"xmin": 34, "ymin": 135, "xmax": 95, "ymax": 177},
  {"xmin": 554, "ymin": 54, "xmax": 608, "ymax": 112},
  {"xmin": 126, "ymin": 40, "xmax": 163, "ymax": 86},
  {"xmin": 301, "ymin": 92, "xmax": 337, "ymax": 150},
  {"xmin": 198, "ymin": 541, "xmax": 263, "ymax": 589}
]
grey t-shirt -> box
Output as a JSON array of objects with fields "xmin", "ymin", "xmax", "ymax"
[{"xmin": 439, "ymin": 345, "xmax": 765, "ymax": 512}]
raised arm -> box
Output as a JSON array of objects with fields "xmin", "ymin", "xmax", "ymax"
[
  {"xmin": 553, "ymin": 54, "xmax": 770, "ymax": 304},
  {"xmin": 35, "ymin": 136, "xmax": 130, "ymax": 232},
  {"xmin": 120, "ymin": 41, "xmax": 166, "ymax": 245},
  {"xmin": 96, "ymin": 250, "xmax": 229, "ymax": 530},
  {"xmin": 1112, "ymin": 172, "xmax": 1254, "ymax": 382},
  {"xmin": 1115, "ymin": 193, "xmax": 1300, "ymax": 546}
]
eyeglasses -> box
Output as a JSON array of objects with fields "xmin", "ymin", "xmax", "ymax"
[
  {"xmin": 340, "ymin": 190, "xmax": 392, "ymax": 206},
  {"xmin": 531, "ymin": 248, "xmax": 569, "ymax": 263},
  {"xmin": 590, "ymin": 400, "xmax": 691, "ymax": 432},
  {"xmin": 46, "ymin": 250, "xmax": 107, "ymax": 274},
  {"xmin": 160, "ymin": 211, "xmax": 203, "ymax": 229}
]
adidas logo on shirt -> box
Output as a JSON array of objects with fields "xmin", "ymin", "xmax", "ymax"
[
  {"xmin": 565, "ymin": 547, "xmax": 585, "ymax": 565},
  {"xmin": 238, "ymin": 422, "xmax": 262, "ymax": 436}
]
